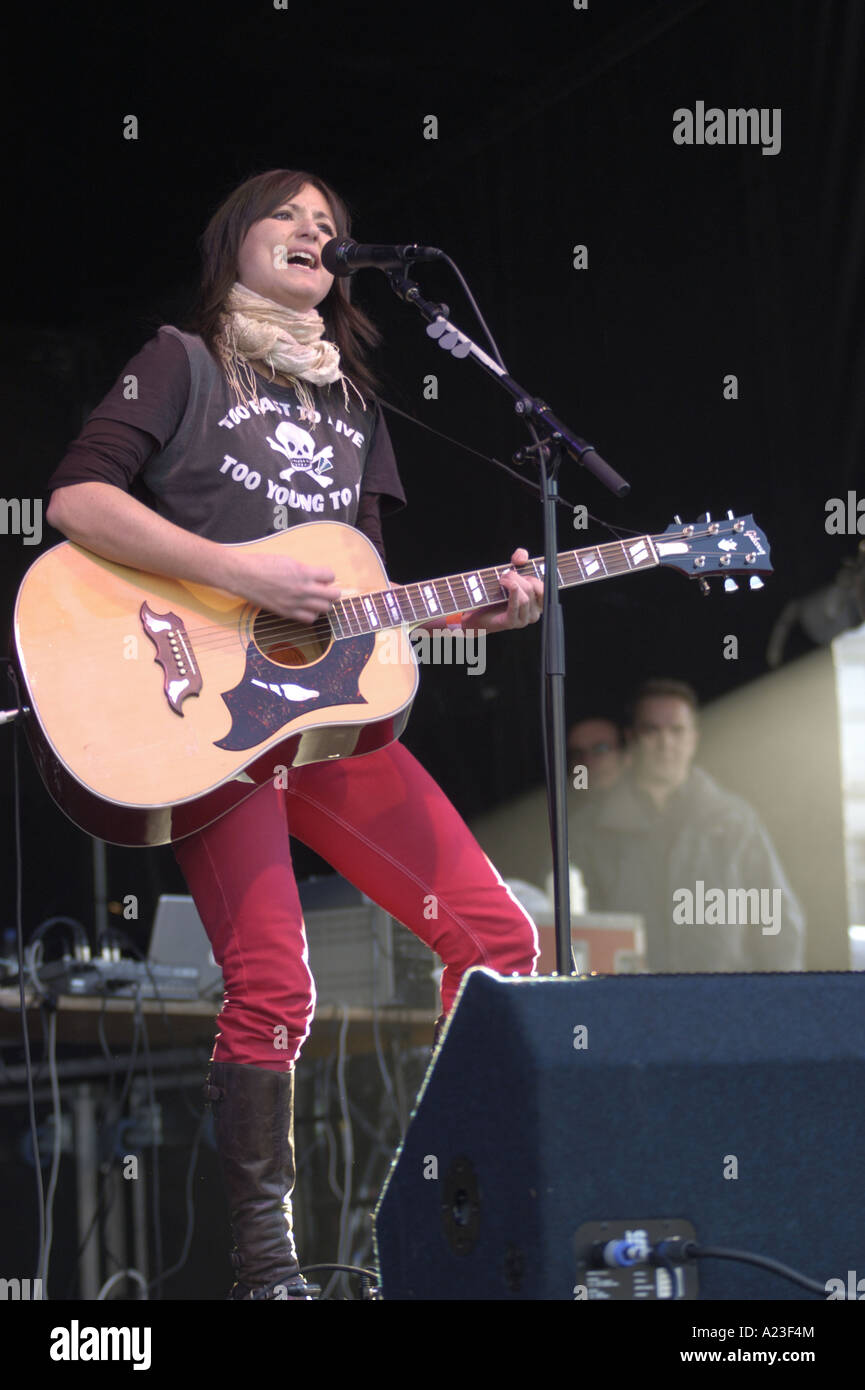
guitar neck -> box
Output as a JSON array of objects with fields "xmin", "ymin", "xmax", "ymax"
[{"xmin": 327, "ymin": 533, "xmax": 660, "ymax": 639}]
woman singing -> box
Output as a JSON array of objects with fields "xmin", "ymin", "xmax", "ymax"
[{"xmin": 44, "ymin": 168, "xmax": 542, "ymax": 1300}]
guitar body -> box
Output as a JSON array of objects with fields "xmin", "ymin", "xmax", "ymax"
[{"xmin": 13, "ymin": 521, "xmax": 418, "ymax": 847}]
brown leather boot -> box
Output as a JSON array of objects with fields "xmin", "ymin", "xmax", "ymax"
[{"xmin": 204, "ymin": 1060, "xmax": 320, "ymax": 1300}]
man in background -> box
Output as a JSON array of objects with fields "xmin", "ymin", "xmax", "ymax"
[
  {"xmin": 567, "ymin": 716, "xmax": 628, "ymax": 794},
  {"xmin": 468, "ymin": 711, "xmax": 627, "ymax": 891},
  {"xmin": 569, "ymin": 678, "xmax": 805, "ymax": 971}
]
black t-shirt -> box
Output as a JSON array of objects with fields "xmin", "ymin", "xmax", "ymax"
[{"xmin": 46, "ymin": 326, "xmax": 406, "ymax": 554}]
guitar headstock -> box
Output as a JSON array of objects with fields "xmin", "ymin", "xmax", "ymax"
[{"xmin": 652, "ymin": 512, "xmax": 772, "ymax": 593}]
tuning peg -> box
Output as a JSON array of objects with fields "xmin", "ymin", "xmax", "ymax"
[
  {"xmin": 673, "ymin": 514, "xmax": 682, "ymax": 524},
  {"xmin": 699, "ymin": 579, "xmax": 711, "ymax": 595},
  {"xmin": 703, "ymin": 511, "xmax": 712, "ymax": 523},
  {"xmin": 749, "ymin": 576, "xmax": 764, "ymax": 590},
  {"xmin": 727, "ymin": 509, "xmax": 734, "ymax": 519},
  {"xmin": 724, "ymin": 578, "xmax": 739, "ymax": 593}
]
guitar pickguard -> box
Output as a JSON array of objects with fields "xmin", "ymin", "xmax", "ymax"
[{"xmin": 214, "ymin": 633, "xmax": 375, "ymax": 752}]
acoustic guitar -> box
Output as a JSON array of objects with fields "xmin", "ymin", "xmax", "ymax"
[{"xmin": 11, "ymin": 514, "xmax": 771, "ymax": 846}]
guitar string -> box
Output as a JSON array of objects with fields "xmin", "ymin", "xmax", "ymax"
[
  {"xmin": 158, "ymin": 550, "xmax": 641, "ymax": 659},
  {"xmin": 131, "ymin": 526, "xmax": 763, "ymax": 664},
  {"xmin": 191, "ymin": 526, "xmax": 756, "ymax": 655},
  {"xmin": 157, "ymin": 532, "xmax": 668, "ymax": 652},
  {"xmin": 142, "ymin": 527, "xmax": 760, "ymax": 662}
]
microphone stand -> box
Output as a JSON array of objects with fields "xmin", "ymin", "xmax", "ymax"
[{"xmin": 384, "ymin": 269, "xmax": 630, "ymax": 977}]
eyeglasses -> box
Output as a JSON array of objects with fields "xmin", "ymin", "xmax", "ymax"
[{"xmin": 568, "ymin": 742, "xmax": 618, "ymax": 758}]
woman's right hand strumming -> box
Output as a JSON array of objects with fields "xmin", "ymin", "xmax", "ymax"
[
  {"xmin": 226, "ymin": 550, "xmax": 341, "ymax": 624},
  {"xmin": 44, "ymin": 480, "xmax": 341, "ymax": 624}
]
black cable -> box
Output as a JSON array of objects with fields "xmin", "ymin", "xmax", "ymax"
[
  {"xmin": 300, "ymin": 1261, "xmax": 377, "ymax": 1278},
  {"xmin": 299, "ymin": 1262, "xmax": 379, "ymax": 1300},
  {"xmin": 91, "ymin": 924, "xmax": 216, "ymax": 1296},
  {"xmin": 442, "ymin": 255, "xmax": 504, "ymax": 369},
  {"xmin": 2, "ymin": 653, "xmax": 207, "ymax": 1299},
  {"xmin": 656, "ymin": 1239, "xmax": 831, "ymax": 1299},
  {"xmin": 379, "ymin": 245, "xmax": 642, "ymax": 542},
  {"xmin": 145, "ymin": 1104, "xmax": 207, "ymax": 1296},
  {"xmin": 61, "ymin": 989, "xmax": 146, "ymax": 1298},
  {"xmin": 4, "ymin": 662, "xmax": 47, "ymax": 1286},
  {"xmin": 132, "ymin": 987, "xmax": 163, "ymax": 1300},
  {"xmin": 96, "ymin": 924, "xmax": 210, "ymax": 1122},
  {"xmin": 379, "ymin": 395, "xmax": 636, "ymax": 544}
]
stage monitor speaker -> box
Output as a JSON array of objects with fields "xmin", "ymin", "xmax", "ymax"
[{"xmin": 373, "ymin": 968, "xmax": 865, "ymax": 1300}]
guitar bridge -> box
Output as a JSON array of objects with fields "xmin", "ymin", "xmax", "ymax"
[{"xmin": 140, "ymin": 602, "xmax": 202, "ymax": 713}]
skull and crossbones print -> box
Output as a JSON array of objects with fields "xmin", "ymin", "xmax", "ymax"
[{"xmin": 266, "ymin": 420, "xmax": 335, "ymax": 486}]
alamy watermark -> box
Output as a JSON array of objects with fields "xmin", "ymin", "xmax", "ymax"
[
  {"xmin": 673, "ymin": 103, "xmax": 781, "ymax": 157},
  {"xmin": 825, "ymin": 1270, "xmax": 865, "ymax": 1299},
  {"xmin": 49, "ymin": 1320, "xmax": 151, "ymax": 1369},
  {"xmin": 825, "ymin": 491, "xmax": 865, "ymax": 534},
  {"xmin": 672, "ymin": 881, "xmax": 781, "ymax": 936},
  {"xmin": 0, "ymin": 1276, "xmax": 43, "ymax": 1299},
  {"xmin": 377, "ymin": 626, "xmax": 486, "ymax": 675},
  {"xmin": 1, "ymin": 498, "xmax": 42, "ymax": 545}
]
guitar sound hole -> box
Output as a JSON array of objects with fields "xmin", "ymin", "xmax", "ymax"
[{"xmin": 252, "ymin": 613, "xmax": 332, "ymax": 668}]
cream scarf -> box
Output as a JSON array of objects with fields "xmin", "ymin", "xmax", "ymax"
[{"xmin": 215, "ymin": 282, "xmax": 365, "ymax": 418}]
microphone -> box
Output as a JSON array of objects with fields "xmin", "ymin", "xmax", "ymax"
[{"xmin": 321, "ymin": 237, "xmax": 444, "ymax": 277}]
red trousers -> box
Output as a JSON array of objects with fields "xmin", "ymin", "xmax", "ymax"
[{"xmin": 173, "ymin": 741, "xmax": 539, "ymax": 1071}]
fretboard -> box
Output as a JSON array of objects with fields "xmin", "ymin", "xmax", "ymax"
[{"xmin": 327, "ymin": 533, "xmax": 660, "ymax": 640}]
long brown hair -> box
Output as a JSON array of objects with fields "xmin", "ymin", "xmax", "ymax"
[{"xmin": 185, "ymin": 169, "xmax": 382, "ymax": 401}]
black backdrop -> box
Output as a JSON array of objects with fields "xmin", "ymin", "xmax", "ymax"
[{"xmin": 2, "ymin": 0, "xmax": 863, "ymax": 938}]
